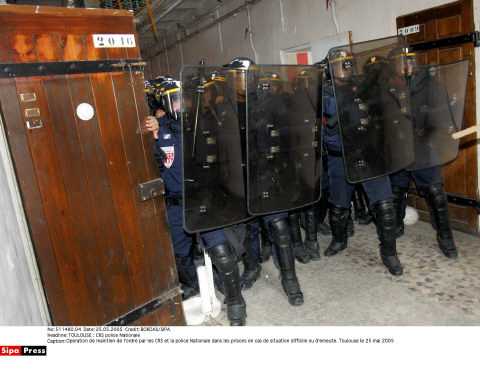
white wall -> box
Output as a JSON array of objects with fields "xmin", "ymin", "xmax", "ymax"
[
  {"xmin": 146, "ymin": 0, "xmax": 455, "ymax": 77},
  {"xmin": 147, "ymin": 0, "xmax": 337, "ymax": 76},
  {"xmin": 0, "ymin": 118, "xmax": 50, "ymax": 325}
]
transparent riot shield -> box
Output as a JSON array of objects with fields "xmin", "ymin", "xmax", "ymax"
[
  {"xmin": 328, "ymin": 36, "xmax": 415, "ymax": 183},
  {"xmin": 408, "ymin": 60, "xmax": 469, "ymax": 170},
  {"xmin": 246, "ymin": 65, "xmax": 322, "ymax": 215},
  {"xmin": 181, "ymin": 66, "xmax": 250, "ymax": 232}
]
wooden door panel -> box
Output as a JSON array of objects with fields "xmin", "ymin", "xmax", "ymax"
[
  {"xmin": 62, "ymin": 34, "xmax": 88, "ymax": 61},
  {"xmin": 398, "ymin": 1, "xmax": 472, "ymax": 43},
  {"xmin": 110, "ymin": 72, "xmax": 168, "ymax": 297},
  {"xmin": 0, "ymin": 78, "xmax": 70, "ymax": 324},
  {"xmin": 90, "ymin": 73, "xmax": 154, "ymax": 309},
  {"xmin": 42, "ymin": 76, "xmax": 109, "ymax": 324},
  {"xmin": 2, "ymin": 73, "xmax": 182, "ymax": 324},
  {"xmin": 66, "ymin": 74, "xmax": 135, "ymax": 321},
  {"xmin": 15, "ymin": 77, "xmax": 96, "ymax": 324},
  {"xmin": 129, "ymin": 70, "xmax": 179, "ymax": 292},
  {"xmin": 0, "ymin": 5, "xmax": 183, "ymax": 325},
  {"xmin": 437, "ymin": 15, "xmax": 462, "ymax": 38}
]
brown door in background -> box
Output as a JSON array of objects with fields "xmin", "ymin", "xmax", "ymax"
[
  {"xmin": 0, "ymin": 5, "xmax": 184, "ymax": 325},
  {"xmin": 397, "ymin": 0, "xmax": 479, "ymax": 233}
]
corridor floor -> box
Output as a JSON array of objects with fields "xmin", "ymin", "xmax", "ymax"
[{"xmin": 207, "ymin": 220, "xmax": 480, "ymax": 326}]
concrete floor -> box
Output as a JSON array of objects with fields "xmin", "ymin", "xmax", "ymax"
[{"xmin": 207, "ymin": 220, "xmax": 480, "ymax": 326}]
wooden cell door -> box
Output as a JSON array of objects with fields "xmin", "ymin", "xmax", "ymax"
[
  {"xmin": 397, "ymin": 0, "xmax": 479, "ymax": 233},
  {"xmin": 0, "ymin": 70, "xmax": 184, "ymax": 326}
]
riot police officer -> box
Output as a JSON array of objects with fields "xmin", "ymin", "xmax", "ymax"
[
  {"xmin": 226, "ymin": 58, "xmax": 305, "ymax": 306},
  {"xmin": 321, "ymin": 51, "xmax": 403, "ymax": 276},
  {"xmin": 145, "ymin": 79, "xmax": 199, "ymax": 300},
  {"xmin": 287, "ymin": 69, "xmax": 322, "ymax": 264},
  {"xmin": 390, "ymin": 52, "xmax": 458, "ymax": 259},
  {"xmin": 143, "ymin": 78, "xmax": 247, "ymax": 325}
]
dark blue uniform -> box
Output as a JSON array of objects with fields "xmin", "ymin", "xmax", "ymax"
[
  {"xmin": 237, "ymin": 88, "xmax": 303, "ymax": 305},
  {"xmin": 154, "ymin": 116, "xmax": 226, "ymax": 257},
  {"xmin": 323, "ymin": 91, "xmax": 392, "ymax": 208},
  {"xmin": 390, "ymin": 167, "xmax": 442, "ymax": 190},
  {"xmin": 149, "ymin": 76, "xmax": 246, "ymax": 326},
  {"xmin": 388, "ymin": 68, "xmax": 457, "ymax": 259},
  {"xmin": 321, "ymin": 77, "xmax": 402, "ymax": 276}
]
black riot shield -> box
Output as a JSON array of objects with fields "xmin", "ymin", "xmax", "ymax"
[
  {"xmin": 181, "ymin": 66, "xmax": 250, "ymax": 232},
  {"xmin": 328, "ymin": 36, "xmax": 415, "ymax": 183},
  {"xmin": 246, "ymin": 65, "xmax": 322, "ymax": 215},
  {"xmin": 408, "ymin": 60, "xmax": 469, "ymax": 170}
]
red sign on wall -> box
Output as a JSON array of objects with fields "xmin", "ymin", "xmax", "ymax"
[{"xmin": 296, "ymin": 52, "xmax": 309, "ymax": 65}]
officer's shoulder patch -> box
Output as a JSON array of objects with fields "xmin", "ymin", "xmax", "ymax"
[{"xmin": 160, "ymin": 146, "xmax": 175, "ymax": 168}]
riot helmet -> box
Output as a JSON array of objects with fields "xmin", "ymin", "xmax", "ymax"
[
  {"xmin": 158, "ymin": 77, "xmax": 181, "ymax": 120},
  {"xmin": 362, "ymin": 55, "xmax": 390, "ymax": 87},
  {"xmin": 224, "ymin": 57, "xmax": 255, "ymax": 102},
  {"xmin": 405, "ymin": 52, "xmax": 418, "ymax": 76},
  {"xmin": 390, "ymin": 48, "xmax": 417, "ymax": 77},
  {"xmin": 363, "ymin": 55, "xmax": 388, "ymax": 73},
  {"xmin": 202, "ymin": 72, "xmax": 227, "ymax": 106},
  {"xmin": 226, "ymin": 57, "xmax": 255, "ymax": 70},
  {"xmin": 314, "ymin": 58, "xmax": 330, "ymax": 83},
  {"xmin": 145, "ymin": 76, "xmax": 167, "ymax": 115},
  {"xmin": 294, "ymin": 69, "xmax": 313, "ymax": 91},
  {"xmin": 258, "ymin": 71, "xmax": 282, "ymax": 95},
  {"xmin": 329, "ymin": 50, "xmax": 354, "ymax": 81}
]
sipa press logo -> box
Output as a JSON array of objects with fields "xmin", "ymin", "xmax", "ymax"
[{"xmin": 0, "ymin": 345, "xmax": 47, "ymax": 356}]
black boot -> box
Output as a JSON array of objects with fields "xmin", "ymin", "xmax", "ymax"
[
  {"xmin": 347, "ymin": 210, "xmax": 355, "ymax": 237},
  {"xmin": 269, "ymin": 218, "xmax": 304, "ymax": 306},
  {"xmin": 240, "ymin": 250, "xmax": 262, "ymax": 290},
  {"xmin": 373, "ymin": 200, "xmax": 403, "ymax": 276},
  {"xmin": 316, "ymin": 192, "xmax": 331, "ymax": 236},
  {"xmin": 175, "ymin": 256, "xmax": 200, "ymax": 300},
  {"xmin": 353, "ymin": 186, "xmax": 373, "ymax": 225},
  {"xmin": 324, "ymin": 206, "xmax": 349, "ymax": 256},
  {"xmin": 304, "ymin": 208, "xmax": 320, "ymax": 260},
  {"xmin": 289, "ymin": 212, "xmax": 311, "ymax": 264},
  {"xmin": 392, "ymin": 185, "xmax": 408, "ymax": 238},
  {"xmin": 240, "ymin": 223, "xmax": 262, "ymax": 289},
  {"xmin": 260, "ymin": 222, "xmax": 273, "ymax": 263},
  {"xmin": 207, "ymin": 243, "xmax": 246, "ymax": 326},
  {"xmin": 421, "ymin": 184, "xmax": 458, "ymax": 259}
]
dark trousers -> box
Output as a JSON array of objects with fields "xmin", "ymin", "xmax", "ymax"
[
  {"xmin": 328, "ymin": 155, "xmax": 392, "ymax": 208},
  {"xmin": 390, "ymin": 166, "xmax": 443, "ymax": 189},
  {"xmin": 166, "ymin": 204, "xmax": 226, "ymax": 257}
]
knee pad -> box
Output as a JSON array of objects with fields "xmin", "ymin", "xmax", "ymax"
[
  {"xmin": 268, "ymin": 217, "xmax": 291, "ymax": 244},
  {"xmin": 372, "ymin": 200, "xmax": 396, "ymax": 239},
  {"xmin": 419, "ymin": 183, "xmax": 447, "ymax": 207},
  {"xmin": 207, "ymin": 243, "xmax": 237, "ymax": 274}
]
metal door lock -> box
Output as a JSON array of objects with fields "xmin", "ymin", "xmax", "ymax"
[{"xmin": 137, "ymin": 178, "xmax": 165, "ymax": 202}]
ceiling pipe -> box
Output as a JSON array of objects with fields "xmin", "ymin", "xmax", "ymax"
[
  {"xmin": 137, "ymin": 0, "xmax": 186, "ymax": 33},
  {"xmin": 143, "ymin": 0, "xmax": 263, "ymax": 59},
  {"xmin": 139, "ymin": 0, "xmax": 236, "ymax": 44}
]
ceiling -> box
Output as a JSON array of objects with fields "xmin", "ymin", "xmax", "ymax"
[{"xmin": 134, "ymin": 0, "xmax": 236, "ymax": 57}]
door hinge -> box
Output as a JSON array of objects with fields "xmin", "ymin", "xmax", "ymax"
[
  {"xmin": 447, "ymin": 193, "xmax": 480, "ymax": 213},
  {"xmin": 410, "ymin": 31, "xmax": 480, "ymax": 51}
]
